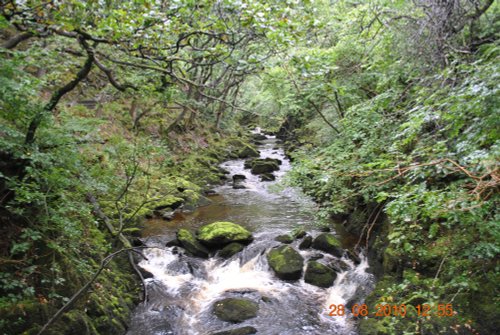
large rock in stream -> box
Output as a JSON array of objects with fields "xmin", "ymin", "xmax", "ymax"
[
  {"xmin": 245, "ymin": 158, "xmax": 281, "ymax": 174},
  {"xmin": 177, "ymin": 229, "xmax": 209, "ymax": 258},
  {"xmin": 197, "ymin": 221, "xmax": 253, "ymax": 247},
  {"xmin": 213, "ymin": 298, "xmax": 259, "ymax": 323},
  {"xmin": 304, "ymin": 261, "xmax": 337, "ymax": 288},
  {"xmin": 312, "ymin": 233, "xmax": 343, "ymax": 257},
  {"xmin": 237, "ymin": 145, "xmax": 260, "ymax": 159},
  {"xmin": 267, "ymin": 245, "xmax": 304, "ymax": 280},
  {"xmin": 218, "ymin": 242, "xmax": 245, "ymax": 259}
]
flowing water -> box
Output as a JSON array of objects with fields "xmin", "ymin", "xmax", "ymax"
[{"xmin": 127, "ymin": 130, "xmax": 375, "ymax": 335}]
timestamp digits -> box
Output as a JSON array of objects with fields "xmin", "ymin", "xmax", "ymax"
[{"xmin": 328, "ymin": 303, "xmax": 454, "ymax": 317}]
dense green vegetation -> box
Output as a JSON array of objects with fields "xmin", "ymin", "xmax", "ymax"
[{"xmin": 0, "ymin": 0, "xmax": 498, "ymax": 334}]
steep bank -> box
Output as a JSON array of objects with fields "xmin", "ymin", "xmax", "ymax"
[
  {"xmin": 0, "ymin": 92, "xmax": 259, "ymax": 334},
  {"xmin": 272, "ymin": 51, "xmax": 499, "ymax": 334}
]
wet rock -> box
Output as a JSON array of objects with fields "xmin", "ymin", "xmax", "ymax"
[
  {"xmin": 166, "ymin": 239, "xmax": 180, "ymax": 247},
  {"xmin": 298, "ymin": 235, "xmax": 313, "ymax": 250},
  {"xmin": 218, "ymin": 242, "xmax": 245, "ymax": 259},
  {"xmin": 304, "ymin": 261, "xmax": 337, "ymax": 288},
  {"xmin": 319, "ymin": 226, "xmax": 331, "ymax": 232},
  {"xmin": 232, "ymin": 174, "xmax": 246, "ymax": 181},
  {"xmin": 183, "ymin": 195, "xmax": 212, "ymax": 212},
  {"xmin": 308, "ymin": 253, "xmax": 324, "ymax": 261},
  {"xmin": 312, "ymin": 233, "xmax": 343, "ymax": 257},
  {"xmin": 131, "ymin": 237, "xmax": 144, "ymax": 247},
  {"xmin": 238, "ymin": 145, "xmax": 260, "ymax": 159},
  {"xmin": 138, "ymin": 267, "xmax": 154, "ymax": 279},
  {"xmin": 267, "ymin": 245, "xmax": 304, "ymax": 280},
  {"xmin": 274, "ymin": 234, "xmax": 294, "ymax": 244},
  {"xmin": 328, "ymin": 259, "xmax": 350, "ymax": 272},
  {"xmin": 251, "ymin": 133, "xmax": 268, "ymax": 141},
  {"xmin": 261, "ymin": 296, "xmax": 272, "ymax": 303},
  {"xmin": 347, "ymin": 250, "xmax": 361, "ymax": 264},
  {"xmin": 197, "ymin": 221, "xmax": 253, "ymax": 247},
  {"xmin": 154, "ymin": 198, "xmax": 184, "ymax": 211},
  {"xmin": 177, "ymin": 229, "xmax": 209, "ymax": 258},
  {"xmin": 243, "ymin": 159, "xmax": 255, "ymax": 169},
  {"xmin": 251, "ymin": 160, "xmax": 279, "ymax": 175},
  {"xmin": 260, "ymin": 173, "xmax": 275, "ymax": 181},
  {"xmin": 160, "ymin": 210, "xmax": 175, "ymax": 220},
  {"xmin": 210, "ymin": 326, "xmax": 257, "ymax": 335},
  {"xmin": 204, "ymin": 189, "xmax": 218, "ymax": 195},
  {"xmin": 213, "ymin": 298, "xmax": 259, "ymax": 323},
  {"xmin": 232, "ymin": 175, "xmax": 247, "ymax": 189},
  {"xmin": 292, "ymin": 229, "xmax": 307, "ymax": 239}
]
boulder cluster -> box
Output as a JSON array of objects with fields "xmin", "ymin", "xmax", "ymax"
[
  {"xmin": 168, "ymin": 221, "xmax": 253, "ymax": 259},
  {"xmin": 267, "ymin": 232, "xmax": 356, "ymax": 289}
]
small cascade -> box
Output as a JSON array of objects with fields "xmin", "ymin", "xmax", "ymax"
[{"xmin": 127, "ymin": 129, "xmax": 374, "ymax": 335}]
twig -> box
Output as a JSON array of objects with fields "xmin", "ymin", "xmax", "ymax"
[{"xmin": 36, "ymin": 247, "xmax": 149, "ymax": 335}]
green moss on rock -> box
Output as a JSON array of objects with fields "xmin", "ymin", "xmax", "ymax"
[
  {"xmin": 218, "ymin": 242, "xmax": 245, "ymax": 259},
  {"xmin": 213, "ymin": 298, "xmax": 259, "ymax": 323},
  {"xmin": 177, "ymin": 228, "xmax": 210, "ymax": 258},
  {"xmin": 311, "ymin": 233, "xmax": 343, "ymax": 257},
  {"xmin": 304, "ymin": 261, "xmax": 337, "ymax": 288},
  {"xmin": 267, "ymin": 245, "xmax": 304, "ymax": 280},
  {"xmin": 197, "ymin": 222, "xmax": 253, "ymax": 247}
]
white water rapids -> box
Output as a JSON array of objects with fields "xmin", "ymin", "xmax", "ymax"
[{"xmin": 127, "ymin": 131, "xmax": 375, "ymax": 335}]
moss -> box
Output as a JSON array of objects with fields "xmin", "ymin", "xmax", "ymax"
[
  {"xmin": 197, "ymin": 222, "xmax": 252, "ymax": 246},
  {"xmin": 267, "ymin": 245, "xmax": 304, "ymax": 280},
  {"xmin": 304, "ymin": 261, "xmax": 336, "ymax": 287},
  {"xmin": 213, "ymin": 298, "xmax": 259, "ymax": 323},
  {"xmin": 177, "ymin": 229, "xmax": 209, "ymax": 258}
]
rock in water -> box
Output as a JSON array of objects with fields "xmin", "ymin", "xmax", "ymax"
[
  {"xmin": 298, "ymin": 235, "xmax": 313, "ymax": 250},
  {"xmin": 292, "ymin": 228, "xmax": 307, "ymax": 239},
  {"xmin": 232, "ymin": 174, "xmax": 247, "ymax": 189},
  {"xmin": 274, "ymin": 234, "xmax": 294, "ymax": 244},
  {"xmin": 218, "ymin": 242, "xmax": 245, "ymax": 259},
  {"xmin": 210, "ymin": 327, "xmax": 257, "ymax": 335},
  {"xmin": 197, "ymin": 221, "xmax": 253, "ymax": 247},
  {"xmin": 267, "ymin": 245, "xmax": 304, "ymax": 280},
  {"xmin": 304, "ymin": 261, "xmax": 337, "ymax": 288},
  {"xmin": 238, "ymin": 145, "xmax": 260, "ymax": 158},
  {"xmin": 213, "ymin": 298, "xmax": 259, "ymax": 323},
  {"xmin": 177, "ymin": 229, "xmax": 209, "ymax": 258},
  {"xmin": 250, "ymin": 160, "xmax": 280, "ymax": 174},
  {"xmin": 312, "ymin": 233, "xmax": 343, "ymax": 257}
]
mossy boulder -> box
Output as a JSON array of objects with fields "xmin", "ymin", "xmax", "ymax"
[
  {"xmin": 177, "ymin": 229, "xmax": 209, "ymax": 258},
  {"xmin": 213, "ymin": 298, "xmax": 259, "ymax": 323},
  {"xmin": 267, "ymin": 245, "xmax": 304, "ymax": 280},
  {"xmin": 210, "ymin": 326, "xmax": 257, "ymax": 335},
  {"xmin": 197, "ymin": 221, "xmax": 253, "ymax": 247},
  {"xmin": 298, "ymin": 235, "xmax": 313, "ymax": 250},
  {"xmin": 218, "ymin": 243, "xmax": 245, "ymax": 259},
  {"xmin": 312, "ymin": 233, "xmax": 343, "ymax": 257},
  {"xmin": 274, "ymin": 234, "xmax": 294, "ymax": 244},
  {"xmin": 292, "ymin": 228, "xmax": 307, "ymax": 239},
  {"xmin": 304, "ymin": 261, "xmax": 337, "ymax": 288},
  {"xmin": 251, "ymin": 160, "xmax": 279, "ymax": 175},
  {"xmin": 238, "ymin": 145, "xmax": 260, "ymax": 159},
  {"xmin": 251, "ymin": 133, "xmax": 267, "ymax": 141}
]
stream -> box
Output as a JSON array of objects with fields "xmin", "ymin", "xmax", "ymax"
[{"xmin": 126, "ymin": 130, "xmax": 375, "ymax": 335}]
